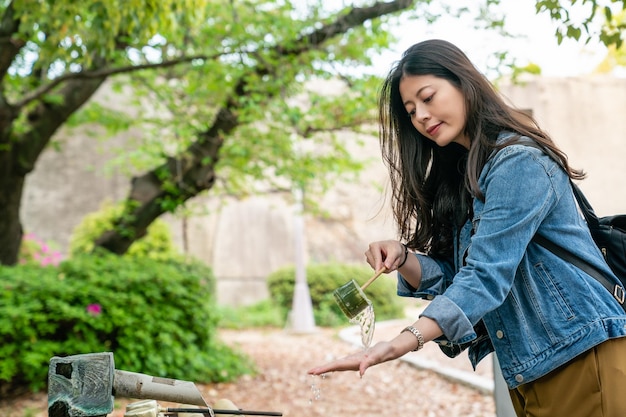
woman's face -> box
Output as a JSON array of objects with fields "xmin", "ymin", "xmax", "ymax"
[{"xmin": 399, "ymin": 74, "xmax": 470, "ymax": 149}]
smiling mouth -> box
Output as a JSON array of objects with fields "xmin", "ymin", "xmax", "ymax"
[{"xmin": 426, "ymin": 123, "xmax": 442, "ymax": 135}]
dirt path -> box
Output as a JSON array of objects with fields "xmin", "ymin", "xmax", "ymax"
[{"xmin": 0, "ymin": 327, "xmax": 496, "ymax": 417}]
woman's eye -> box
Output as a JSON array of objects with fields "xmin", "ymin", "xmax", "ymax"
[
  {"xmin": 408, "ymin": 109, "xmax": 416, "ymax": 118},
  {"xmin": 423, "ymin": 94, "xmax": 434, "ymax": 103}
]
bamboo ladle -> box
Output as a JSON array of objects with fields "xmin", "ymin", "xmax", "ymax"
[{"xmin": 333, "ymin": 266, "xmax": 387, "ymax": 319}]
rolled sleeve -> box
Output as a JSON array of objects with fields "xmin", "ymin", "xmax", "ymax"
[
  {"xmin": 421, "ymin": 295, "xmax": 477, "ymax": 343},
  {"xmin": 397, "ymin": 254, "xmax": 454, "ymax": 299},
  {"xmin": 397, "ymin": 255, "xmax": 478, "ymax": 344}
]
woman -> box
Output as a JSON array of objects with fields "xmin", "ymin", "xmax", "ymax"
[{"xmin": 308, "ymin": 39, "xmax": 626, "ymax": 416}]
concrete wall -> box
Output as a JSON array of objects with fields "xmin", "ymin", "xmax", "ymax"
[
  {"xmin": 498, "ymin": 76, "xmax": 626, "ymax": 216},
  {"xmin": 20, "ymin": 76, "xmax": 626, "ymax": 306}
]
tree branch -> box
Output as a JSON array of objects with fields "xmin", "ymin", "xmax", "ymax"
[
  {"xmin": 12, "ymin": 52, "xmax": 227, "ymax": 109},
  {"xmin": 95, "ymin": 0, "xmax": 417, "ymax": 254},
  {"xmin": 278, "ymin": 0, "xmax": 415, "ymax": 56},
  {"xmin": 222, "ymin": 0, "xmax": 418, "ymax": 128},
  {"xmin": 14, "ymin": 76, "xmax": 106, "ymax": 176}
]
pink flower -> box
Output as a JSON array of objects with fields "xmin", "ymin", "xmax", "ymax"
[
  {"xmin": 86, "ymin": 304, "xmax": 102, "ymax": 316},
  {"xmin": 19, "ymin": 232, "xmax": 64, "ymax": 266}
]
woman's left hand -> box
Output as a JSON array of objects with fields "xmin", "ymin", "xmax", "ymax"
[{"xmin": 307, "ymin": 341, "xmax": 397, "ymax": 377}]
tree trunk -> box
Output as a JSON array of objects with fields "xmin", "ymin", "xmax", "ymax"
[
  {"xmin": 94, "ymin": 115, "xmax": 228, "ymax": 254},
  {"xmin": 0, "ymin": 76, "xmax": 106, "ymax": 265},
  {"xmin": 0, "ymin": 173, "xmax": 24, "ymax": 265}
]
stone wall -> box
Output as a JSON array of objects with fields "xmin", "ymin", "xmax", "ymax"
[{"xmin": 20, "ymin": 76, "xmax": 626, "ymax": 306}]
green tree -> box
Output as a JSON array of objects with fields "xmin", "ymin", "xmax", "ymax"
[
  {"xmin": 1, "ymin": 0, "xmax": 625, "ymax": 265},
  {"xmin": 594, "ymin": 9, "xmax": 626, "ymax": 72},
  {"xmin": 536, "ymin": 0, "xmax": 626, "ymax": 48}
]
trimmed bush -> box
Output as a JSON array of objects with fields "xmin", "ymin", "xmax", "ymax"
[
  {"xmin": 0, "ymin": 253, "xmax": 254, "ymax": 396},
  {"xmin": 267, "ymin": 262, "xmax": 405, "ymax": 327}
]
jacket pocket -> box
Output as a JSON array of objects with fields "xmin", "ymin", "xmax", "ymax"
[{"xmin": 527, "ymin": 261, "xmax": 576, "ymax": 343}]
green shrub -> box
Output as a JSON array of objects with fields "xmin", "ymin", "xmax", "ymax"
[
  {"xmin": 267, "ymin": 263, "xmax": 405, "ymax": 327},
  {"xmin": 0, "ymin": 253, "xmax": 254, "ymax": 395},
  {"xmin": 69, "ymin": 201, "xmax": 180, "ymax": 261}
]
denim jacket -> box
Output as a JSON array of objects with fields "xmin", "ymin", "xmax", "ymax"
[{"xmin": 398, "ymin": 136, "xmax": 626, "ymax": 389}]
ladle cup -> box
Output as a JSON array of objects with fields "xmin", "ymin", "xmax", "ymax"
[{"xmin": 333, "ymin": 267, "xmax": 387, "ymax": 319}]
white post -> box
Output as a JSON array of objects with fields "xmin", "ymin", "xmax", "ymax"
[
  {"xmin": 493, "ymin": 354, "xmax": 516, "ymax": 416},
  {"xmin": 289, "ymin": 186, "xmax": 316, "ymax": 333}
]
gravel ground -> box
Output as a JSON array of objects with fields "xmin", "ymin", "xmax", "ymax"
[
  {"xmin": 205, "ymin": 327, "xmax": 496, "ymax": 417},
  {"xmin": 0, "ymin": 325, "xmax": 496, "ymax": 417}
]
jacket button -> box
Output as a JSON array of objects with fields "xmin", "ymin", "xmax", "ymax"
[
  {"xmin": 515, "ymin": 374, "xmax": 524, "ymax": 383},
  {"xmin": 427, "ymin": 295, "xmax": 434, "ymax": 300},
  {"xmin": 496, "ymin": 330, "xmax": 504, "ymax": 339}
]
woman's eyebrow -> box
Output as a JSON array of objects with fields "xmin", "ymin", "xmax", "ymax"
[{"xmin": 403, "ymin": 85, "xmax": 431, "ymax": 106}]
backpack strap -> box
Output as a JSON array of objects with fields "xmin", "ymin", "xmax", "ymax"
[
  {"xmin": 533, "ymin": 234, "xmax": 625, "ymax": 306},
  {"xmin": 570, "ymin": 182, "xmax": 601, "ymax": 230}
]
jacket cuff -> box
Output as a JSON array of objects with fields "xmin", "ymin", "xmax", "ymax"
[
  {"xmin": 397, "ymin": 254, "xmax": 450, "ymax": 299},
  {"xmin": 421, "ymin": 295, "xmax": 477, "ymax": 343}
]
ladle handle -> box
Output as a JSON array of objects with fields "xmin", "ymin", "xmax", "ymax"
[{"xmin": 360, "ymin": 266, "xmax": 387, "ymax": 291}]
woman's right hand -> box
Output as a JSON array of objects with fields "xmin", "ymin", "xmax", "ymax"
[
  {"xmin": 365, "ymin": 240, "xmax": 421, "ymax": 289},
  {"xmin": 365, "ymin": 240, "xmax": 407, "ymax": 272}
]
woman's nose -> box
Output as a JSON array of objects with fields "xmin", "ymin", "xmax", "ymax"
[
  {"xmin": 415, "ymin": 106, "xmax": 430, "ymax": 123},
  {"xmin": 415, "ymin": 106, "xmax": 430, "ymax": 122}
]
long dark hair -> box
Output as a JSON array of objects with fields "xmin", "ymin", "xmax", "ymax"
[{"xmin": 379, "ymin": 39, "xmax": 584, "ymax": 258}]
